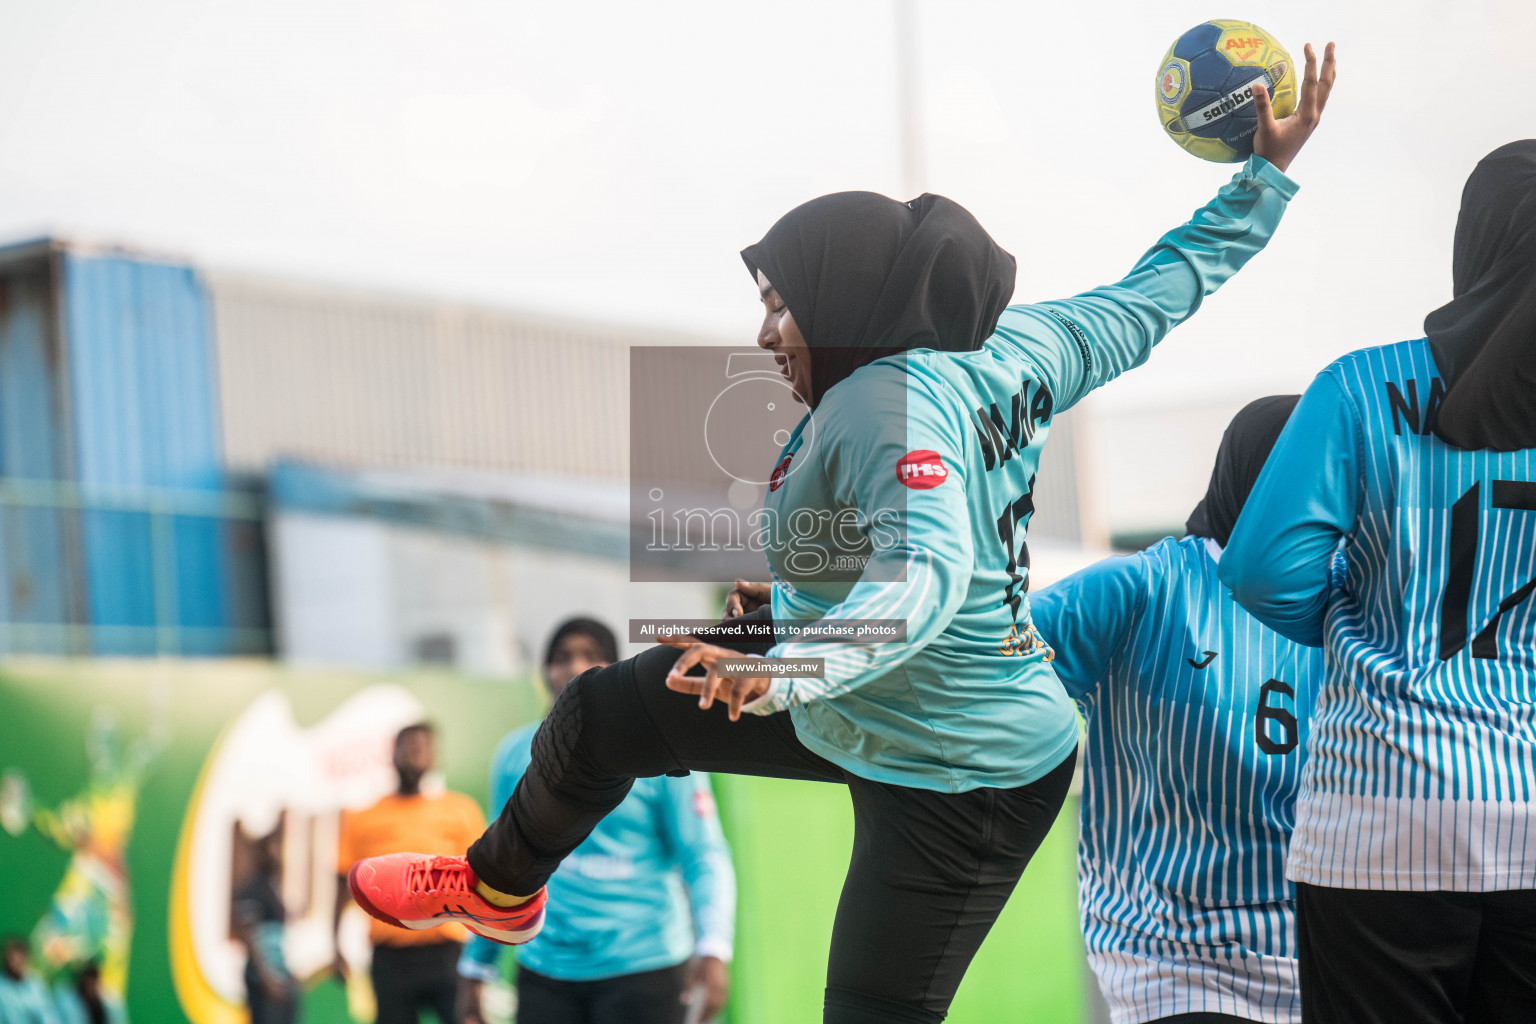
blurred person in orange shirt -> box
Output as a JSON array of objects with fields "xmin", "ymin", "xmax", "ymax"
[{"xmin": 335, "ymin": 724, "xmax": 486, "ymax": 1024}]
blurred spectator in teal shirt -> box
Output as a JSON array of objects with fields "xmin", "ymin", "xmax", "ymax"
[{"xmin": 0, "ymin": 937, "xmax": 60, "ymax": 1024}]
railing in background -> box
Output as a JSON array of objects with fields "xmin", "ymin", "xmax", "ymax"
[{"xmin": 0, "ymin": 477, "xmax": 270, "ymax": 656}]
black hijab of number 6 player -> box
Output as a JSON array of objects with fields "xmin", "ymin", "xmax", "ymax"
[
  {"xmin": 1186, "ymin": 394, "xmax": 1301, "ymax": 549},
  {"xmin": 1424, "ymin": 140, "xmax": 1536, "ymax": 451},
  {"xmin": 740, "ymin": 191, "xmax": 1017, "ymax": 408}
]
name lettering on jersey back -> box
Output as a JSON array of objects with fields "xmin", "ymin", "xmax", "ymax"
[
  {"xmin": 971, "ymin": 377, "xmax": 1054, "ymax": 471},
  {"xmin": 1384, "ymin": 377, "xmax": 1447, "ymax": 436}
]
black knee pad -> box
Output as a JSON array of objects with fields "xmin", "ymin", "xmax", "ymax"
[{"xmin": 530, "ymin": 669, "xmax": 590, "ymax": 792}]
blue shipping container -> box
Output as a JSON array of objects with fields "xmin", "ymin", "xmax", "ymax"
[
  {"xmin": 62, "ymin": 252, "xmax": 230, "ymax": 653},
  {"xmin": 0, "ymin": 251, "xmax": 74, "ymax": 644}
]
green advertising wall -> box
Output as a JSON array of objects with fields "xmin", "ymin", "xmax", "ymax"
[
  {"xmin": 0, "ymin": 660, "xmax": 1088, "ymax": 1024},
  {"xmin": 714, "ymin": 774, "xmax": 1086, "ymax": 1024}
]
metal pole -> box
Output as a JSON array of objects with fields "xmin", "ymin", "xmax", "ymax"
[
  {"xmin": 894, "ymin": 0, "xmax": 926, "ymax": 198},
  {"xmin": 150, "ymin": 509, "xmax": 180, "ymax": 656}
]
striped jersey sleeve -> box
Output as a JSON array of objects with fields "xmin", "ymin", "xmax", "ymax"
[
  {"xmin": 1221, "ymin": 338, "xmax": 1536, "ymax": 892},
  {"xmin": 1031, "ymin": 536, "xmax": 1322, "ymax": 1024}
]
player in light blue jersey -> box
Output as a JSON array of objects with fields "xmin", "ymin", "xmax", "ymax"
[
  {"xmin": 350, "ymin": 46, "xmax": 1337, "ymax": 1024},
  {"xmin": 1222, "ymin": 142, "xmax": 1536, "ymax": 1023},
  {"xmin": 1031, "ymin": 397, "xmax": 1323, "ymax": 1024},
  {"xmin": 455, "ymin": 619, "xmax": 734, "ymax": 1024}
]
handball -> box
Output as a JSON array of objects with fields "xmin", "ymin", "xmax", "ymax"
[{"xmin": 1155, "ymin": 20, "xmax": 1297, "ymax": 163}]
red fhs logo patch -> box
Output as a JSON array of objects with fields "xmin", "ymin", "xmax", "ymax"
[
  {"xmin": 769, "ymin": 452, "xmax": 794, "ymax": 492},
  {"xmin": 896, "ymin": 449, "xmax": 949, "ymax": 489}
]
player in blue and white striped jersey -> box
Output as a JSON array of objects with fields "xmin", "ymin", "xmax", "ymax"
[
  {"xmin": 1030, "ymin": 397, "xmax": 1323, "ymax": 1024},
  {"xmin": 1222, "ymin": 142, "xmax": 1536, "ymax": 1023}
]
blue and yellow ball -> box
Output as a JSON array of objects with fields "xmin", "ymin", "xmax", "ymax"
[{"xmin": 1156, "ymin": 20, "xmax": 1297, "ymax": 163}]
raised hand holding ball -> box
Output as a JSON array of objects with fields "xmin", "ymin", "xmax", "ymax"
[{"xmin": 1157, "ymin": 21, "xmax": 1319, "ymax": 163}]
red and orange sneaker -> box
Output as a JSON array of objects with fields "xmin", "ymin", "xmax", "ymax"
[{"xmin": 347, "ymin": 852, "xmax": 546, "ymax": 946}]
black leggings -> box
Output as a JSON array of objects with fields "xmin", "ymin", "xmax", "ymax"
[
  {"xmin": 371, "ymin": 941, "xmax": 462, "ymax": 1024},
  {"xmin": 467, "ymin": 614, "xmax": 1076, "ymax": 1023},
  {"xmin": 516, "ymin": 962, "xmax": 690, "ymax": 1024},
  {"xmin": 1296, "ymin": 883, "xmax": 1536, "ymax": 1023}
]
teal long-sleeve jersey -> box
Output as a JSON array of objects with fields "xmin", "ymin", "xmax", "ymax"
[
  {"xmin": 458, "ymin": 723, "xmax": 736, "ymax": 983},
  {"xmin": 743, "ymin": 156, "xmax": 1300, "ymax": 793}
]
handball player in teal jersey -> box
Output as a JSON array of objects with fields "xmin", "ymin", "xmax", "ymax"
[{"xmin": 349, "ymin": 44, "xmax": 1336, "ymax": 1024}]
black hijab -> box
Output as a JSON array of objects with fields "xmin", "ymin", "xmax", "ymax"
[
  {"xmin": 1186, "ymin": 394, "xmax": 1300, "ymax": 548},
  {"xmin": 1424, "ymin": 140, "xmax": 1536, "ymax": 451},
  {"xmin": 741, "ymin": 191, "xmax": 1016, "ymax": 407},
  {"xmin": 542, "ymin": 617, "xmax": 618, "ymax": 669}
]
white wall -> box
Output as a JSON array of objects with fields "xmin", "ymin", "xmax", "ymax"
[
  {"xmin": 1086, "ymin": 399, "xmax": 1277, "ymax": 540},
  {"xmin": 272, "ymin": 512, "xmax": 718, "ymax": 677},
  {"xmin": 271, "ymin": 514, "xmax": 396, "ymax": 670}
]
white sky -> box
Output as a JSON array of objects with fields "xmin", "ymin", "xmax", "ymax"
[{"xmin": 1, "ymin": 0, "xmax": 1532, "ymax": 530}]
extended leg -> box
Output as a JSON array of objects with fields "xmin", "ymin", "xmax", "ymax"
[{"xmin": 468, "ymin": 621, "xmax": 840, "ymax": 896}]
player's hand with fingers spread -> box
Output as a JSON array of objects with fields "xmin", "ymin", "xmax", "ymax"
[
  {"xmin": 1253, "ymin": 41, "xmax": 1337, "ymax": 173},
  {"xmin": 722, "ymin": 579, "xmax": 772, "ymax": 622},
  {"xmin": 660, "ymin": 635, "xmax": 772, "ymax": 721}
]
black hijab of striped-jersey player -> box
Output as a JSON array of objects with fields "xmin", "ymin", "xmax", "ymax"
[
  {"xmin": 740, "ymin": 191, "xmax": 1016, "ymax": 408},
  {"xmin": 1425, "ymin": 140, "xmax": 1536, "ymax": 451},
  {"xmin": 1186, "ymin": 394, "xmax": 1300, "ymax": 549}
]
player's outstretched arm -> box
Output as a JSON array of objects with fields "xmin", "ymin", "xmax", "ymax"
[
  {"xmin": 993, "ymin": 42, "xmax": 1338, "ymax": 414},
  {"xmin": 1029, "ymin": 552, "xmax": 1153, "ymax": 700}
]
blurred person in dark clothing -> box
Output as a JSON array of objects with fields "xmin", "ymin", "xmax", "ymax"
[
  {"xmin": 53, "ymin": 962, "xmax": 122, "ymax": 1024},
  {"xmin": 235, "ymin": 829, "xmax": 299, "ymax": 1024}
]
